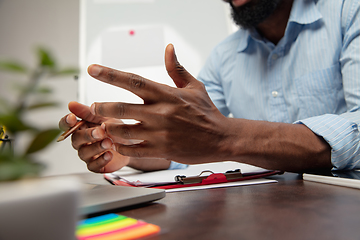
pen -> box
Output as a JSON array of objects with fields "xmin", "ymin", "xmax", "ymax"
[{"xmin": 57, "ymin": 120, "xmax": 85, "ymax": 142}]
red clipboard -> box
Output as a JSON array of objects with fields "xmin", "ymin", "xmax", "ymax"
[
  {"xmin": 104, "ymin": 169, "xmax": 282, "ymax": 190},
  {"xmin": 154, "ymin": 170, "xmax": 282, "ymax": 189}
]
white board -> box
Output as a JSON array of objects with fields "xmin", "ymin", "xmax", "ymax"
[{"xmin": 79, "ymin": 0, "xmax": 236, "ymax": 113}]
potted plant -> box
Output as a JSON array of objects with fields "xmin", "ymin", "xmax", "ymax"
[
  {"xmin": 0, "ymin": 48, "xmax": 82, "ymax": 239},
  {"xmin": 0, "ymin": 47, "xmax": 78, "ymax": 181}
]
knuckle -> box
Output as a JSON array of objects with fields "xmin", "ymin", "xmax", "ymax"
[
  {"xmin": 160, "ymin": 105, "xmax": 180, "ymax": 121},
  {"xmin": 96, "ymin": 103, "xmax": 105, "ymax": 116},
  {"xmin": 87, "ymin": 158, "xmax": 103, "ymax": 173},
  {"xmin": 168, "ymin": 60, "xmax": 187, "ymax": 76},
  {"xmin": 71, "ymin": 142, "xmax": 77, "ymax": 150},
  {"xmin": 119, "ymin": 146, "xmax": 141, "ymax": 158},
  {"xmin": 71, "ymin": 134, "xmax": 80, "ymax": 150},
  {"xmin": 78, "ymin": 147, "xmax": 86, "ymax": 161},
  {"xmin": 135, "ymin": 150, "xmax": 143, "ymax": 158},
  {"xmin": 115, "ymin": 102, "xmax": 126, "ymax": 118},
  {"xmin": 121, "ymin": 125, "xmax": 132, "ymax": 139},
  {"xmin": 58, "ymin": 119, "xmax": 66, "ymax": 130},
  {"xmin": 107, "ymin": 70, "xmax": 117, "ymax": 82},
  {"xmin": 87, "ymin": 164, "xmax": 100, "ymax": 173},
  {"xmin": 71, "ymin": 129, "xmax": 96, "ymax": 151},
  {"xmin": 175, "ymin": 62, "xmax": 187, "ymax": 75},
  {"xmin": 128, "ymin": 73, "xmax": 145, "ymax": 89},
  {"xmin": 84, "ymin": 129, "xmax": 94, "ymax": 142}
]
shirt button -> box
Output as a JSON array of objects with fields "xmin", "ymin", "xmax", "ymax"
[
  {"xmin": 272, "ymin": 91, "xmax": 278, "ymax": 97},
  {"xmin": 272, "ymin": 54, "xmax": 278, "ymax": 60}
]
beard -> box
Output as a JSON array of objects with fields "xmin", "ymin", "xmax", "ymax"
[{"xmin": 230, "ymin": 0, "xmax": 282, "ymax": 29}]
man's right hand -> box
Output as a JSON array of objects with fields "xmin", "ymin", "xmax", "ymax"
[
  {"xmin": 59, "ymin": 101, "xmax": 133, "ymax": 173},
  {"xmin": 59, "ymin": 101, "xmax": 171, "ymax": 173}
]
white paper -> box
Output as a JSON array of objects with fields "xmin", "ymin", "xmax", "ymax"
[
  {"xmin": 165, "ymin": 178, "xmax": 277, "ymax": 193},
  {"xmin": 110, "ymin": 161, "xmax": 276, "ymax": 186}
]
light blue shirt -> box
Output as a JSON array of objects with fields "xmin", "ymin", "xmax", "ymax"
[{"xmin": 195, "ymin": 0, "xmax": 360, "ymax": 170}]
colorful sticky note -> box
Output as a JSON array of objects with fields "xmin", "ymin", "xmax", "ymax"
[{"xmin": 76, "ymin": 213, "xmax": 160, "ymax": 240}]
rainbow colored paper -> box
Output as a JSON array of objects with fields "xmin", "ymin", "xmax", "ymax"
[{"xmin": 76, "ymin": 213, "xmax": 160, "ymax": 240}]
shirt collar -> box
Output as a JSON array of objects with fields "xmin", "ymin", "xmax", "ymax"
[
  {"xmin": 236, "ymin": 29, "xmax": 251, "ymax": 53},
  {"xmin": 236, "ymin": 0, "xmax": 322, "ymax": 53},
  {"xmin": 288, "ymin": 0, "xmax": 322, "ymax": 25}
]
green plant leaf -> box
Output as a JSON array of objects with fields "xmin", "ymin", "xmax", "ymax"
[
  {"xmin": 0, "ymin": 126, "xmax": 4, "ymax": 138},
  {"xmin": 36, "ymin": 86, "xmax": 53, "ymax": 94},
  {"xmin": 53, "ymin": 67, "xmax": 79, "ymax": 76},
  {"xmin": 0, "ymin": 154, "xmax": 44, "ymax": 181},
  {"xmin": 0, "ymin": 60, "xmax": 28, "ymax": 73},
  {"xmin": 0, "ymin": 113, "xmax": 34, "ymax": 134},
  {"xmin": 25, "ymin": 128, "xmax": 61, "ymax": 154},
  {"xmin": 0, "ymin": 46, "xmax": 78, "ymax": 181},
  {"xmin": 0, "ymin": 97, "xmax": 11, "ymax": 112},
  {"xmin": 37, "ymin": 47, "xmax": 56, "ymax": 69},
  {"xmin": 11, "ymin": 82, "xmax": 37, "ymax": 97},
  {"xmin": 14, "ymin": 84, "xmax": 53, "ymax": 95},
  {"xmin": 27, "ymin": 102, "xmax": 59, "ymax": 110}
]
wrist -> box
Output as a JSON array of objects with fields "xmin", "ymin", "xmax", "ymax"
[{"xmin": 220, "ymin": 118, "xmax": 331, "ymax": 171}]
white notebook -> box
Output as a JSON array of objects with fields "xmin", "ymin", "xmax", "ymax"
[{"xmin": 303, "ymin": 170, "xmax": 360, "ymax": 189}]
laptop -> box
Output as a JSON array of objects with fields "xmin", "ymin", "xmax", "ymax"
[
  {"xmin": 0, "ymin": 176, "xmax": 164, "ymax": 240},
  {"xmin": 80, "ymin": 183, "xmax": 165, "ymax": 215}
]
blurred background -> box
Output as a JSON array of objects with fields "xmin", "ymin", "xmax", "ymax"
[
  {"xmin": 0, "ymin": 0, "xmax": 235, "ymax": 177},
  {"xmin": 0, "ymin": 0, "xmax": 83, "ymax": 176}
]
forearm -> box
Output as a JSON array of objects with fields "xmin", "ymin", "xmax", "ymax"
[{"xmin": 221, "ymin": 118, "xmax": 332, "ymax": 172}]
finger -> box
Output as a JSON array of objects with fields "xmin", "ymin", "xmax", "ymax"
[
  {"xmin": 90, "ymin": 102, "xmax": 147, "ymax": 121},
  {"xmin": 103, "ymin": 122, "xmax": 147, "ymax": 140},
  {"xmin": 87, "ymin": 64, "xmax": 172, "ymax": 102},
  {"xmin": 165, "ymin": 44, "xmax": 199, "ymax": 89},
  {"xmin": 113, "ymin": 142, "xmax": 157, "ymax": 159},
  {"xmin": 68, "ymin": 101, "xmax": 107, "ymax": 125},
  {"xmin": 87, "ymin": 150, "xmax": 130, "ymax": 173},
  {"xmin": 71, "ymin": 126, "xmax": 106, "ymax": 150},
  {"xmin": 59, "ymin": 113, "xmax": 77, "ymax": 131},
  {"xmin": 78, "ymin": 138, "xmax": 113, "ymax": 163},
  {"xmin": 86, "ymin": 151, "xmax": 113, "ymax": 173}
]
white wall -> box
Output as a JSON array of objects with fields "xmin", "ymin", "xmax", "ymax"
[
  {"xmin": 0, "ymin": 0, "xmax": 88, "ymax": 176},
  {"xmin": 0, "ymin": 0, "xmax": 236, "ymax": 177}
]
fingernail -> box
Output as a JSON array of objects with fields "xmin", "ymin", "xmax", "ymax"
[
  {"xmin": 104, "ymin": 151, "xmax": 112, "ymax": 161},
  {"xmin": 101, "ymin": 139, "xmax": 112, "ymax": 149},
  {"xmin": 88, "ymin": 64, "xmax": 102, "ymax": 77},
  {"xmin": 65, "ymin": 115, "xmax": 71, "ymax": 124},
  {"xmin": 101, "ymin": 122, "xmax": 106, "ymax": 130},
  {"xmin": 66, "ymin": 114, "xmax": 76, "ymax": 125},
  {"xmin": 92, "ymin": 128, "xmax": 101, "ymax": 139},
  {"xmin": 90, "ymin": 103, "xmax": 96, "ymax": 115}
]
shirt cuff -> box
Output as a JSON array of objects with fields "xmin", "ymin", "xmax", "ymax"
[
  {"xmin": 168, "ymin": 161, "xmax": 188, "ymax": 170},
  {"xmin": 295, "ymin": 114, "xmax": 360, "ymax": 170}
]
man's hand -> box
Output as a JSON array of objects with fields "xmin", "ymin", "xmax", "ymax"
[
  {"xmin": 88, "ymin": 44, "xmax": 230, "ymax": 164},
  {"xmin": 87, "ymin": 44, "xmax": 333, "ymax": 172},
  {"xmin": 59, "ymin": 101, "xmax": 134, "ymax": 173},
  {"xmin": 59, "ymin": 42, "xmax": 332, "ymax": 173}
]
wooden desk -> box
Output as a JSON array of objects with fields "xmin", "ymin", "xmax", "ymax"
[{"xmin": 91, "ymin": 172, "xmax": 360, "ymax": 240}]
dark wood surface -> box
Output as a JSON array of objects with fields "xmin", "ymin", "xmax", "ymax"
[{"xmin": 96, "ymin": 172, "xmax": 360, "ymax": 240}]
